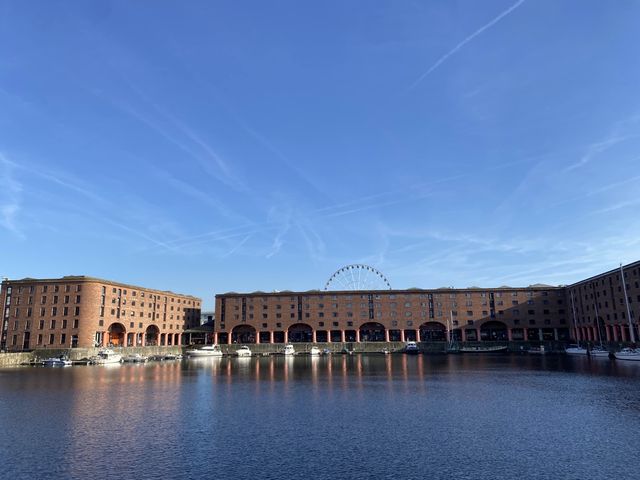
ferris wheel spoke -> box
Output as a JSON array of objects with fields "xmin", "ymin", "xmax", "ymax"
[{"xmin": 324, "ymin": 264, "xmax": 391, "ymax": 291}]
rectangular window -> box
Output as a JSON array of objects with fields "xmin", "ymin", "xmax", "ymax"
[
  {"xmin": 73, "ymin": 319, "xmax": 79, "ymax": 328},
  {"xmin": 49, "ymin": 333, "xmax": 55, "ymax": 345},
  {"xmin": 61, "ymin": 333, "xmax": 66, "ymax": 345},
  {"xmin": 74, "ymin": 307, "xmax": 80, "ymax": 316},
  {"xmin": 62, "ymin": 319, "xmax": 67, "ymax": 329}
]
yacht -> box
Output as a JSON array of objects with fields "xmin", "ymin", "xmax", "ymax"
[
  {"xmin": 405, "ymin": 341, "xmax": 419, "ymax": 354},
  {"xmin": 459, "ymin": 345, "xmax": 508, "ymax": 353},
  {"xmin": 283, "ymin": 344, "xmax": 296, "ymax": 356},
  {"xmin": 121, "ymin": 354, "xmax": 148, "ymax": 363},
  {"xmin": 309, "ymin": 346, "xmax": 321, "ymax": 356},
  {"xmin": 589, "ymin": 346, "xmax": 611, "ymax": 358},
  {"xmin": 43, "ymin": 356, "xmax": 72, "ymax": 367},
  {"xmin": 93, "ymin": 348, "xmax": 122, "ymax": 365},
  {"xmin": 614, "ymin": 348, "xmax": 640, "ymax": 361},
  {"xmin": 565, "ymin": 344, "xmax": 588, "ymax": 355},
  {"xmin": 236, "ymin": 345, "xmax": 252, "ymax": 357},
  {"xmin": 187, "ymin": 344, "xmax": 223, "ymax": 357}
]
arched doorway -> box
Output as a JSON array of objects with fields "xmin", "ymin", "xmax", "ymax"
[
  {"xmin": 359, "ymin": 322, "xmax": 386, "ymax": 342},
  {"xmin": 107, "ymin": 323, "xmax": 126, "ymax": 346},
  {"xmin": 232, "ymin": 325, "xmax": 256, "ymax": 344},
  {"xmin": 288, "ymin": 323, "xmax": 313, "ymax": 342},
  {"xmin": 419, "ymin": 322, "xmax": 446, "ymax": 341},
  {"xmin": 480, "ymin": 321, "xmax": 508, "ymax": 341},
  {"xmin": 145, "ymin": 325, "xmax": 159, "ymax": 345}
]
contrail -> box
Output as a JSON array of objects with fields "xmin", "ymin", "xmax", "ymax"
[{"xmin": 409, "ymin": 0, "xmax": 526, "ymax": 89}]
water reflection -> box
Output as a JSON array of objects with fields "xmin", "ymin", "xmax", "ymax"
[{"xmin": 1, "ymin": 354, "xmax": 640, "ymax": 480}]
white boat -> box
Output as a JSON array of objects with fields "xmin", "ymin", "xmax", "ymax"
[
  {"xmin": 121, "ymin": 354, "xmax": 148, "ymax": 363},
  {"xmin": 93, "ymin": 348, "xmax": 122, "ymax": 364},
  {"xmin": 283, "ymin": 344, "xmax": 296, "ymax": 356},
  {"xmin": 187, "ymin": 344, "xmax": 223, "ymax": 357},
  {"xmin": 43, "ymin": 356, "xmax": 72, "ymax": 367},
  {"xmin": 459, "ymin": 345, "xmax": 507, "ymax": 353},
  {"xmin": 309, "ymin": 346, "xmax": 321, "ymax": 356},
  {"xmin": 236, "ymin": 345, "xmax": 252, "ymax": 357},
  {"xmin": 565, "ymin": 344, "xmax": 588, "ymax": 355},
  {"xmin": 405, "ymin": 341, "xmax": 419, "ymax": 354},
  {"xmin": 589, "ymin": 346, "xmax": 611, "ymax": 358},
  {"xmin": 614, "ymin": 348, "xmax": 640, "ymax": 361}
]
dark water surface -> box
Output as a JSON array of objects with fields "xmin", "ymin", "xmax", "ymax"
[{"xmin": 1, "ymin": 354, "xmax": 639, "ymax": 480}]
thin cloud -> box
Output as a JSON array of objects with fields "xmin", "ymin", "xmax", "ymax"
[
  {"xmin": 0, "ymin": 153, "xmax": 23, "ymax": 236},
  {"xmin": 409, "ymin": 0, "xmax": 526, "ymax": 89}
]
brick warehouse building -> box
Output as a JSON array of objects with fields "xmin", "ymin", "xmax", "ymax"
[
  {"xmin": 1, "ymin": 276, "xmax": 201, "ymax": 351},
  {"xmin": 213, "ymin": 261, "xmax": 640, "ymax": 345}
]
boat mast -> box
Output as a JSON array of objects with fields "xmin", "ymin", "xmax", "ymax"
[
  {"xmin": 592, "ymin": 282, "xmax": 603, "ymax": 348},
  {"xmin": 448, "ymin": 310, "xmax": 454, "ymax": 348},
  {"xmin": 620, "ymin": 263, "xmax": 636, "ymax": 343},
  {"xmin": 570, "ymin": 289, "xmax": 579, "ymax": 342}
]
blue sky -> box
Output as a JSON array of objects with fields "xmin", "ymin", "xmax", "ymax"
[{"xmin": 2, "ymin": 0, "xmax": 640, "ymax": 309}]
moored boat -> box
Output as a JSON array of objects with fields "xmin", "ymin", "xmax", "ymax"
[
  {"xmin": 614, "ymin": 348, "xmax": 640, "ymax": 361},
  {"xmin": 405, "ymin": 341, "xmax": 419, "ymax": 354},
  {"xmin": 187, "ymin": 344, "xmax": 223, "ymax": 357},
  {"xmin": 93, "ymin": 348, "xmax": 122, "ymax": 365},
  {"xmin": 589, "ymin": 346, "xmax": 611, "ymax": 358},
  {"xmin": 236, "ymin": 345, "xmax": 252, "ymax": 357},
  {"xmin": 459, "ymin": 345, "xmax": 508, "ymax": 353},
  {"xmin": 43, "ymin": 356, "xmax": 72, "ymax": 367},
  {"xmin": 309, "ymin": 346, "xmax": 321, "ymax": 356},
  {"xmin": 283, "ymin": 344, "xmax": 296, "ymax": 356},
  {"xmin": 121, "ymin": 354, "xmax": 148, "ymax": 363},
  {"xmin": 565, "ymin": 344, "xmax": 588, "ymax": 355}
]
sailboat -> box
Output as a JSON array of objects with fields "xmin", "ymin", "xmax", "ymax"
[
  {"xmin": 446, "ymin": 311, "xmax": 460, "ymax": 353},
  {"xmin": 589, "ymin": 296, "xmax": 610, "ymax": 358}
]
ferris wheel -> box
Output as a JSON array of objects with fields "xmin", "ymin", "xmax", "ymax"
[{"xmin": 324, "ymin": 264, "xmax": 392, "ymax": 291}]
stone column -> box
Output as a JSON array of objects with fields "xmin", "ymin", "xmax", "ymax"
[
  {"xmin": 613, "ymin": 326, "xmax": 619, "ymax": 342},
  {"xmin": 461, "ymin": 329, "xmax": 466, "ymax": 342},
  {"xmin": 385, "ymin": 329, "xmax": 390, "ymax": 342},
  {"xmin": 284, "ymin": 330, "xmax": 288, "ymax": 343},
  {"xmin": 312, "ymin": 330, "xmax": 317, "ymax": 343},
  {"xmin": 256, "ymin": 333, "xmax": 260, "ymax": 344},
  {"xmin": 476, "ymin": 329, "xmax": 482, "ymax": 342},
  {"xmin": 326, "ymin": 331, "xmax": 331, "ymax": 343},
  {"xmin": 553, "ymin": 328, "xmax": 559, "ymax": 341},
  {"xmin": 355, "ymin": 330, "xmax": 360, "ymax": 343},
  {"xmin": 213, "ymin": 332, "xmax": 218, "ymax": 344},
  {"xmin": 269, "ymin": 331, "xmax": 274, "ymax": 344},
  {"xmin": 340, "ymin": 330, "xmax": 345, "ymax": 342},
  {"xmin": 507, "ymin": 329, "xmax": 513, "ymax": 341},
  {"xmin": 400, "ymin": 330, "xmax": 405, "ymax": 342}
]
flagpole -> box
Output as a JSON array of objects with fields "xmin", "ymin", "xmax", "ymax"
[{"xmin": 620, "ymin": 263, "xmax": 636, "ymax": 343}]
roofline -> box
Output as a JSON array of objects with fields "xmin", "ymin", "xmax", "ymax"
[
  {"xmin": 1, "ymin": 275, "xmax": 201, "ymax": 300},
  {"xmin": 215, "ymin": 285, "xmax": 564, "ymax": 297},
  {"xmin": 566, "ymin": 260, "xmax": 640, "ymax": 287}
]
